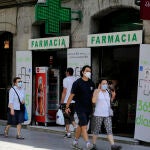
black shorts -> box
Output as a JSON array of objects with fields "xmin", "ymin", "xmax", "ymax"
[
  {"xmin": 76, "ymin": 111, "xmax": 90, "ymax": 126},
  {"xmin": 62, "ymin": 103, "xmax": 75, "ymax": 125},
  {"xmin": 7, "ymin": 109, "xmax": 24, "ymax": 125}
]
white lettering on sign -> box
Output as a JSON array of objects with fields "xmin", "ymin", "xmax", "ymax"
[
  {"xmin": 87, "ymin": 30, "xmax": 142, "ymax": 47},
  {"xmin": 28, "ymin": 36, "xmax": 69, "ymax": 50}
]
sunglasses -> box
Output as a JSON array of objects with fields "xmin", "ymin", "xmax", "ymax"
[{"xmin": 18, "ymin": 81, "xmax": 22, "ymax": 83}]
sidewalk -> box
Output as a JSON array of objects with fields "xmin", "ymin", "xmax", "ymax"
[
  {"xmin": 0, "ymin": 120, "xmax": 144, "ymax": 146},
  {"xmin": 1, "ymin": 125, "xmax": 150, "ymax": 150}
]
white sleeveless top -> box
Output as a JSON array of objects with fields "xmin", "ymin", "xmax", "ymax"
[{"xmin": 93, "ymin": 91, "xmax": 110, "ymax": 117}]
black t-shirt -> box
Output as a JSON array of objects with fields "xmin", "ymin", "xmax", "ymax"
[{"xmin": 71, "ymin": 78, "xmax": 95, "ymax": 113}]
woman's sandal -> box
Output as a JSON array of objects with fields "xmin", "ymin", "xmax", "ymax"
[{"xmin": 16, "ymin": 135, "xmax": 24, "ymax": 140}]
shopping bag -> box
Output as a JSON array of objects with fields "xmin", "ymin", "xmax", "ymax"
[
  {"xmin": 56, "ymin": 109, "xmax": 65, "ymax": 125},
  {"xmin": 24, "ymin": 105, "xmax": 28, "ymax": 121}
]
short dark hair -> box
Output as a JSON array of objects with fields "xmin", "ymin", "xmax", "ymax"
[
  {"xmin": 98, "ymin": 78, "xmax": 108, "ymax": 84},
  {"xmin": 66, "ymin": 68, "xmax": 74, "ymax": 75},
  {"xmin": 13, "ymin": 77, "xmax": 21, "ymax": 84},
  {"xmin": 80, "ymin": 65, "xmax": 91, "ymax": 77}
]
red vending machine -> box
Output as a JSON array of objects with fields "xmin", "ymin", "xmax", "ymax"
[{"xmin": 35, "ymin": 67, "xmax": 59, "ymax": 126}]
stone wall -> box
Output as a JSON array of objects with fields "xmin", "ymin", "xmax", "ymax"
[{"xmin": 63, "ymin": 0, "xmax": 141, "ymax": 48}]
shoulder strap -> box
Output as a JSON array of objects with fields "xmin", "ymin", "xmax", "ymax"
[
  {"xmin": 106, "ymin": 89, "xmax": 112, "ymax": 98},
  {"xmin": 11, "ymin": 87, "xmax": 21, "ymax": 104},
  {"xmin": 102, "ymin": 91, "xmax": 111, "ymax": 107}
]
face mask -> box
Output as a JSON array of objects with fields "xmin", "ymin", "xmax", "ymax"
[
  {"xmin": 17, "ymin": 82, "xmax": 22, "ymax": 88},
  {"xmin": 101, "ymin": 84, "xmax": 108, "ymax": 90},
  {"xmin": 84, "ymin": 72, "xmax": 91, "ymax": 79}
]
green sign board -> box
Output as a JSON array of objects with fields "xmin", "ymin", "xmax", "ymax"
[
  {"xmin": 28, "ymin": 36, "xmax": 69, "ymax": 50},
  {"xmin": 87, "ymin": 30, "xmax": 143, "ymax": 47},
  {"xmin": 35, "ymin": 0, "xmax": 71, "ymax": 34}
]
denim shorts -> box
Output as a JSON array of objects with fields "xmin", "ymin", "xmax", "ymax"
[{"xmin": 7, "ymin": 109, "xmax": 24, "ymax": 125}]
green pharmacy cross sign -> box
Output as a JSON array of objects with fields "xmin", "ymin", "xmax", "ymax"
[{"xmin": 35, "ymin": 0, "xmax": 71, "ymax": 34}]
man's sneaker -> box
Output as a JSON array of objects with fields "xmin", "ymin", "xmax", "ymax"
[
  {"xmin": 111, "ymin": 144, "xmax": 122, "ymax": 150},
  {"xmin": 72, "ymin": 141, "xmax": 83, "ymax": 150},
  {"xmin": 86, "ymin": 143, "xmax": 93, "ymax": 150},
  {"xmin": 64, "ymin": 133, "xmax": 71, "ymax": 138}
]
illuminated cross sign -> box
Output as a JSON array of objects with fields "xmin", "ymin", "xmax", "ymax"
[{"xmin": 35, "ymin": 0, "xmax": 71, "ymax": 34}]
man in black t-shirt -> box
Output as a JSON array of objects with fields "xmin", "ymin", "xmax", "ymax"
[{"xmin": 65, "ymin": 65, "xmax": 95, "ymax": 150}]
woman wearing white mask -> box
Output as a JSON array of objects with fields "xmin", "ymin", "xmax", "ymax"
[
  {"xmin": 91, "ymin": 79, "xmax": 122, "ymax": 150},
  {"xmin": 4, "ymin": 77, "xmax": 25, "ymax": 139}
]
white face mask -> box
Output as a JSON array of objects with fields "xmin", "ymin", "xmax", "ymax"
[
  {"xmin": 101, "ymin": 84, "xmax": 108, "ymax": 90},
  {"xmin": 84, "ymin": 72, "xmax": 91, "ymax": 79},
  {"xmin": 17, "ymin": 82, "xmax": 23, "ymax": 88}
]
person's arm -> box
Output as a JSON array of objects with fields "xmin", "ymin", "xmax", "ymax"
[
  {"xmin": 65, "ymin": 80, "xmax": 77, "ymax": 113},
  {"xmin": 60, "ymin": 78, "xmax": 67, "ymax": 104},
  {"xmin": 60, "ymin": 87, "xmax": 67, "ymax": 104},
  {"xmin": 65, "ymin": 93, "xmax": 75, "ymax": 113},
  {"xmin": 8, "ymin": 88, "xmax": 15, "ymax": 115},
  {"xmin": 92, "ymin": 89, "xmax": 99, "ymax": 104}
]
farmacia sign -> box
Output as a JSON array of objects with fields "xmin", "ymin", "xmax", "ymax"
[
  {"xmin": 28, "ymin": 36, "xmax": 69, "ymax": 50},
  {"xmin": 87, "ymin": 30, "xmax": 142, "ymax": 47}
]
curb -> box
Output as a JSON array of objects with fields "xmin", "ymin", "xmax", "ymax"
[{"xmin": 27, "ymin": 125, "xmax": 65, "ymax": 135}]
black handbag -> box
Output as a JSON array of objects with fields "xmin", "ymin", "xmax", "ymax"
[{"xmin": 12, "ymin": 87, "xmax": 25, "ymax": 112}]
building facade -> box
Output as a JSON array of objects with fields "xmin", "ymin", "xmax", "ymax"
[{"xmin": 0, "ymin": 0, "xmax": 150, "ymax": 139}]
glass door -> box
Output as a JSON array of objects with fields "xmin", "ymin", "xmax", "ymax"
[{"xmin": 98, "ymin": 45, "xmax": 139, "ymax": 137}]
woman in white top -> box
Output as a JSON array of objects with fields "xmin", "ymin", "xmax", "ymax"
[
  {"xmin": 4, "ymin": 77, "xmax": 25, "ymax": 139},
  {"xmin": 91, "ymin": 79, "xmax": 122, "ymax": 150}
]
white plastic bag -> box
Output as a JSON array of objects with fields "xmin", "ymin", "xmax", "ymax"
[{"xmin": 56, "ymin": 109, "xmax": 65, "ymax": 125}]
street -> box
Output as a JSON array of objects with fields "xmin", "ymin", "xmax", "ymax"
[{"xmin": 0, "ymin": 127, "xmax": 149, "ymax": 150}]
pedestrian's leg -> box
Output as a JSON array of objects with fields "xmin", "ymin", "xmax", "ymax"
[
  {"xmin": 70, "ymin": 104, "xmax": 77, "ymax": 131},
  {"xmin": 81, "ymin": 125, "xmax": 93, "ymax": 149},
  {"xmin": 107, "ymin": 134, "xmax": 114, "ymax": 145},
  {"xmin": 16, "ymin": 124, "xmax": 24, "ymax": 139},
  {"xmin": 91, "ymin": 116, "xmax": 102, "ymax": 150},
  {"xmin": 81, "ymin": 125, "xmax": 88, "ymax": 141},
  {"xmin": 72, "ymin": 126, "xmax": 82, "ymax": 149},
  {"xmin": 104, "ymin": 117, "xmax": 122, "ymax": 150},
  {"xmin": 74, "ymin": 125, "xmax": 81, "ymax": 139},
  {"xmin": 65, "ymin": 124, "xmax": 71, "ymax": 138},
  {"xmin": 92, "ymin": 134, "xmax": 97, "ymax": 145},
  {"xmin": 66, "ymin": 124, "xmax": 70, "ymax": 133},
  {"xmin": 104, "ymin": 117, "xmax": 114, "ymax": 145},
  {"xmin": 92, "ymin": 134, "xmax": 98, "ymax": 150},
  {"xmin": 4, "ymin": 125, "xmax": 11, "ymax": 137}
]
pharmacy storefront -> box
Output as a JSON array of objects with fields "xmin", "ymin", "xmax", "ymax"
[
  {"xmin": 88, "ymin": 30, "xmax": 143, "ymax": 137},
  {"xmin": 16, "ymin": 36, "xmax": 69, "ymax": 125}
]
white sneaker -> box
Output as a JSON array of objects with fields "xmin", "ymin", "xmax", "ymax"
[
  {"xmin": 72, "ymin": 141, "xmax": 82, "ymax": 150},
  {"xmin": 86, "ymin": 143, "xmax": 93, "ymax": 150},
  {"xmin": 64, "ymin": 133, "xmax": 71, "ymax": 138}
]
